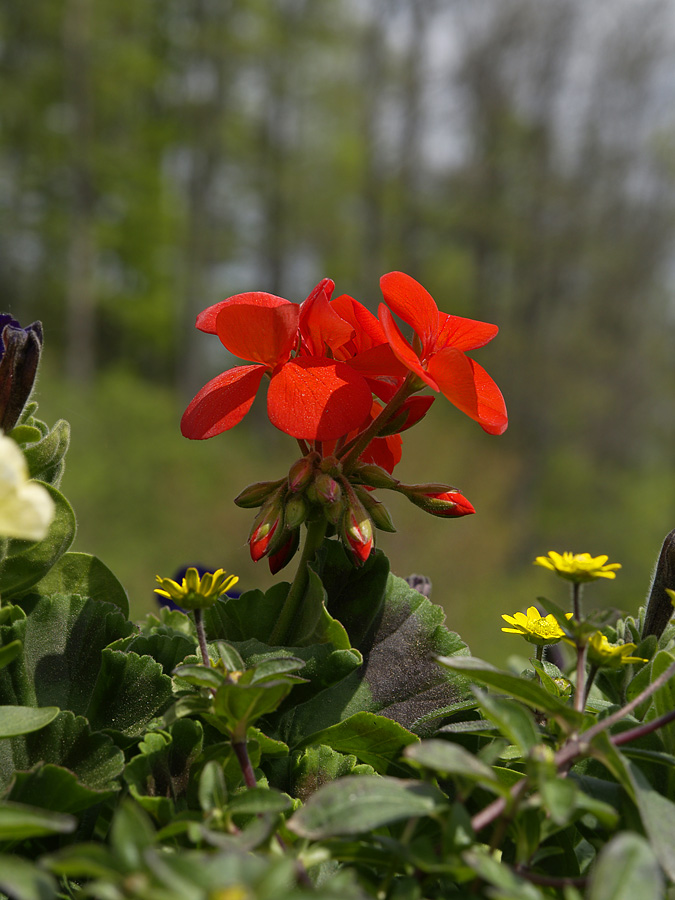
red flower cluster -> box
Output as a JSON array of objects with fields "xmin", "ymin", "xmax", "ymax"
[{"xmin": 181, "ymin": 271, "xmax": 507, "ymax": 454}]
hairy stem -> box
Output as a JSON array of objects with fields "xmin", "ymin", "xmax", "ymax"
[{"xmin": 194, "ymin": 609, "xmax": 211, "ymax": 668}]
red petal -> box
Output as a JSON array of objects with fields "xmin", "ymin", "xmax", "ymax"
[
  {"xmin": 215, "ymin": 295, "xmax": 299, "ymax": 367},
  {"xmin": 396, "ymin": 395, "xmax": 435, "ymax": 432},
  {"xmin": 427, "ymin": 349, "xmax": 508, "ymax": 435},
  {"xmin": 380, "ymin": 272, "xmax": 440, "ymax": 357},
  {"xmin": 267, "ymin": 358, "xmax": 373, "ymax": 441},
  {"xmin": 299, "ymin": 279, "xmax": 354, "ymax": 356},
  {"xmin": 331, "ymin": 294, "xmax": 388, "ymax": 350},
  {"xmin": 180, "ymin": 365, "xmax": 266, "ymax": 439},
  {"xmin": 346, "ymin": 342, "xmax": 409, "ymax": 377},
  {"xmin": 436, "ymin": 311, "xmax": 499, "ymax": 352},
  {"xmin": 196, "ymin": 291, "xmax": 289, "ymax": 335},
  {"xmin": 378, "ymin": 305, "xmax": 439, "ymax": 390},
  {"xmin": 360, "ymin": 434, "xmax": 402, "ymax": 473}
]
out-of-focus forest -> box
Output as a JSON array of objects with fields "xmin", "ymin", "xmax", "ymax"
[{"xmin": 2, "ymin": 0, "xmax": 675, "ymax": 659}]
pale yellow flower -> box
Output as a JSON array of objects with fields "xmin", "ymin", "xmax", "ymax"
[
  {"xmin": 0, "ymin": 433, "xmax": 54, "ymax": 541},
  {"xmin": 155, "ymin": 567, "xmax": 239, "ymax": 611},
  {"xmin": 501, "ymin": 606, "xmax": 573, "ymax": 646},
  {"xmin": 534, "ymin": 551, "xmax": 621, "ymax": 584},
  {"xmin": 586, "ymin": 632, "xmax": 647, "ymax": 668}
]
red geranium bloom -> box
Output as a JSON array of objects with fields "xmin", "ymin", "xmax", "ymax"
[
  {"xmin": 181, "ymin": 280, "xmax": 374, "ymax": 442},
  {"xmin": 379, "ymin": 272, "xmax": 508, "ymax": 435}
]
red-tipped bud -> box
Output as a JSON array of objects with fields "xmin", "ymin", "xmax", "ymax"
[
  {"xmin": 234, "ymin": 478, "xmax": 285, "ymax": 509},
  {"xmin": 401, "ymin": 483, "xmax": 475, "ymax": 518},
  {"xmin": 340, "ymin": 488, "xmax": 374, "ymax": 566},
  {"xmin": 288, "ymin": 453, "xmax": 319, "ymax": 492},
  {"xmin": 352, "ymin": 464, "xmax": 400, "ymax": 491},
  {"xmin": 248, "ymin": 492, "xmax": 285, "ymax": 561},
  {"xmin": 268, "ymin": 528, "xmax": 300, "ymax": 575},
  {"xmin": 354, "ymin": 486, "xmax": 396, "ymax": 533}
]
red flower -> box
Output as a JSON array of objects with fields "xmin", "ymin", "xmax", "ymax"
[
  {"xmin": 181, "ymin": 281, "xmax": 374, "ymax": 442},
  {"xmin": 379, "ymin": 272, "xmax": 507, "ymax": 435}
]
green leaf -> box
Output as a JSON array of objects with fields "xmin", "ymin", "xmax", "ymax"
[
  {"xmin": 287, "ymin": 775, "xmax": 447, "ymax": 839},
  {"xmin": 0, "ymin": 710, "xmax": 124, "ymax": 794},
  {"xmin": 32, "ymin": 552, "xmax": 129, "ymax": 617},
  {"xmin": 0, "ymin": 853, "xmax": 58, "ymax": 900},
  {"xmin": 0, "ymin": 705, "xmax": 59, "ymax": 737},
  {"xmin": 587, "ymin": 832, "xmax": 663, "ymax": 900},
  {"xmin": 405, "ymin": 739, "xmax": 504, "ymax": 793},
  {"xmin": 198, "ymin": 760, "xmax": 227, "ymax": 814},
  {"xmin": 8, "ymin": 763, "xmax": 119, "ymax": 815},
  {"xmin": 0, "ymin": 801, "xmax": 76, "ymax": 840},
  {"xmin": 437, "ymin": 656, "xmax": 583, "ymax": 723},
  {"xmin": 297, "ymin": 712, "xmax": 419, "ymax": 775},
  {"xmin": 227, "ymin": 787, "xmax": 292, "ymax": 816},
  {"xmin": 109, "ymin": 799, "xmax": 156, "ymax": 872},
  {"xmin": 474, "ymin": 690, "xmax": 541, "ymax": 756},
  {"xmin": 627, "ymin": 758, "xmax": 675, "ymax": 881},
  {"xmin": 0, "ymin": 640, "xmax": 22, "ymax": 670},
  {"xmin": 539, "ymin": 778, "xmax": 578, "ymax": 826},
  {"xmin": 0, "ymin": 485, "xmax": 76, "ymax": 598},
  {"xmin": 290, "ymin": 744, "xmax": 375, "ymax": 802},
  {"xmin": 20, "ymin": 418, "xmax": 70, "ymax": 486},
  {"xmin": 462, "ymin": 847, "xmax": 543, "ymax": 900}
]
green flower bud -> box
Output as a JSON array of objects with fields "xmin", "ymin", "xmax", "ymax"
[
  {"xmin": 352, "ymin": 464, "xmax": 400, "ymax": 491},
  {"xmin": 234, "ymin": 478, "xmax": 285, "ymax": 509},
  {"xmin": 284, "ymin": 493, "xmax": 308, "ymax": 530},
  {"xmin": 354, "ymin": 486, "xmax": 396, "ymax": 533},
  {"xmin": 288, "ymin": 452, "xmax": 319, "ymax": 492}
]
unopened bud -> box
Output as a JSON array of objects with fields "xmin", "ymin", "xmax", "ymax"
[
  {"xmin": 400, "ymin": 483, "xmax": 475, "ymax": 518},
  {"xmin": 0, "ymin": 317, "xmax": 43, "ymax": 432},
  {"xmin": 314, "ymin": 472, "xmax": 342, "ymax": 506},
  {"xmin": 354, "ymin": 486, "xmax": 396, "ymax": 533},
  {"xmin": 352, "ymin": 464, "xmax": 400, "ymax": 491},
  {"xmin": 377, "ymin": 396, "xmax": 435, "ymax": 437},
  {"xmin": 234, "ymin": 478, "xmax": 285, "ymax": 509},
  {"xmin": 268, "ymin": 528, "xmax": 300, "ymax": 575},
  {"xmin": 340, "ymin": 489, "xmax": 374, "ymax": 566},
  {"xmin": 288, "ymin": 453, "xmax": 319, "ymax": 492},
  {"xmin": 248, "ymin": 491, "xmax": 285, "ymax": 561},
  {"xmin": 284, "ymin": 494, "xmax": 308, "ymax": 530}
]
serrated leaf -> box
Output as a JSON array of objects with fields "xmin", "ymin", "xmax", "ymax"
[
  {"xmin": 587, "ymin": 832, "xmax": 663, "ymax": 900},
  {"xmin": 298, "ymin": 712, "xmax": 419, "ymax": 775},
  {"xmin": 0, "ymin": 485, "xmax": 76, "ymax": 597},
  {"xmin": 288, "ymin": 775, "xmax": 447, "ymax": 839},
  {"xmin": 8, "ymin": 763, "xmax": 119, "ymax": 815},
  {"xmin": 32, "ymin": 552, "xmax": 129, "ymax": 617},
  {"xmin": 0, "ymin": 705, "xmax": 59, "ymax": 737}
]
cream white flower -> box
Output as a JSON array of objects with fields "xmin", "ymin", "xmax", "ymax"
[{"xmin": 0, "ymin": 433, "xmax": 54, "ymax": 541}]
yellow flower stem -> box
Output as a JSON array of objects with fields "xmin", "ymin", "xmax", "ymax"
[
  {"xmin": 574, "ymin": 641, "xmax": 588, "ymax": 714},
  {"xmin": 572, "ymin": 582, "xmax": 582, "ymax": 621},
  {"xmin": 583, "ymin": 664, "xmax": 599, "ymax": 706},
  {"xmin": 269, "ymin": 516, "xmax": 328, "ymax": 646},
  {"xmin": 340, "ymin": 373, "xmax": 418, "ymax": 475},
  {"xmin": 193, "ymin": 609, "xmax": 211, "ymax": 668},
  {"xmin": 535, "ymin": 645, "xmax": 544, "ymax": 663}
]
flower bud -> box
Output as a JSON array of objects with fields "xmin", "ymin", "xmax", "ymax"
[
  {"xmin": 248, "ymin": 490, "xmax": 285, "ymax": 561},
  {"xmin": 234, "ymin": 478, "xmax": 285, "ymax": 509},
  {"xmin": 0, "ymin": 317, "xmax": 43, "ymax": 432},
  {"xmin": 288, "ymin": 453, "xmax": 319, "ymax": 492},
  {"xmin": 340, "ymin": 489, "xmax": 374, "ymax": 566},
  {"xmin": 354, "ymin": 486, "xmax": 396, "ymax": 533},
  {"xmin": 314, "ymin": 472, "xmax": 342, "ymax": 507},
  {"xmin": 352, "ymin": 464, "xmax": 400, "ymax": 491},
  {"xmin": 400, "ymin": 483, "xmax": 475, "ymax": 518},
  {"xmin": 376, "ymin": 396, "xmax": 435, "ymax": 436},
  {"xmin": 268, "ymin": 527, "xmax": 300, "ymax": 575},
  {"xmin": 284, "ymin": 493, "xmax": 308, "ymax": 530}
]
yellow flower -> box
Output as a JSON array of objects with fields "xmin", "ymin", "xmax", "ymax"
[
  {"xmin": 155, "ymin": 567, "xmax": 239, "ymax": 611},
  {"xmin": 586, "ymin": 632, "xmax": 647, "ymax": 668},
  {"xmin": 0, "ymin": 432, "xmax": 54, "ymax": 541},
  {"xmin": 501, "ymin": 606, "xmax": 573, "ymax": 646},
  {"xmin": 534, "ymin": 551, "xmax": 621, "ymax": 584}
]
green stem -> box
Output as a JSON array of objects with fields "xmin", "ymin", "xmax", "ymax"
[
  {"xmin": 574, "ymin": 642, "xmax": 588, "ymax": 714},
  {"xmin": 583, "ymin": 664, "xmax": 599, "ymax": 706},
  {"xmin": 340, "ymin": 374, "xmax": 418, "ymax": 474},
  {"xmin": 572, "ymin": 582, "xmax": 583, "ymax": 621},
  {"xmin": 194, "ymin": 609, "xmax": 211, "ymax": 668},
  {"xmin": 269, "ymin": 517, "xmax": 327, "ymax": 645}
]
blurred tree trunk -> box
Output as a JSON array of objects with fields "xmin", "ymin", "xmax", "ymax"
[{"xmin": 63, "ymin": 0, "xmax": 96, "ymax": 384}]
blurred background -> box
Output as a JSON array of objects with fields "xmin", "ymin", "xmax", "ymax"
[{"xmin": 2, "ymin": 0, "xmax": 675, "ymax": 660}]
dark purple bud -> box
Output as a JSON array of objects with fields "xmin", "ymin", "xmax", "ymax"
[{"xmin": 0, "ymin": 316, "xmax": 43, "ymax": 431}]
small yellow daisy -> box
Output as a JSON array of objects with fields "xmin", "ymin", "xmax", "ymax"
[
  {"xmin": 501, "ymin": 606, "xmax": 573, "ymax": 646},
  {"xmin": 155, "ymin": 567, "xmax": 239, "ymax": 611},
  {"xmin": 586, "ymin": 632, "xmax": 647, "ymax": 668},
  {"xmin": 534, "ymin": 551, "xmax": 621, "ymax": 584}
]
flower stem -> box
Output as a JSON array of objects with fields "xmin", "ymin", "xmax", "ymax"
[
  {"xmin": 340, "ymin": 374, "xmax": 417, "ymax": 474},
  {"xmin": 269, "ymin": 517, "xmax": 327, "ymax": 645},
  {"xmin": 574, "ymin": 642, "xmax": 588, "ymax": 713},
  {"xmin": 194, "ymin": 609, "xmax": 211, "ymax": 668},
  {"xmin": 232, "ymin": 739, "xmax": 257, "ymax": 789},
  {"xmin": 572, "ymin": 582, "xmax": 583, "ymax": 621}
]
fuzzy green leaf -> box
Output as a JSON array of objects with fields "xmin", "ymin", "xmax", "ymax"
[
  {"xmin": 288, "ymin": 775, "xmax": 447, "ymax": 839},
  {"xmin": 32, "ymin": 552, "xmax": 129, "ymax": 617},
  {"xmin": 405, "ymin": 739, "xmax": 504, "ymax": 793},
  {"xmin": 587, "ymin": 832, "xmax": 663, "ymax": 900},
  {"xmin": 0, "ymin": 705, "xmax": 59, "ymax": 738}
]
